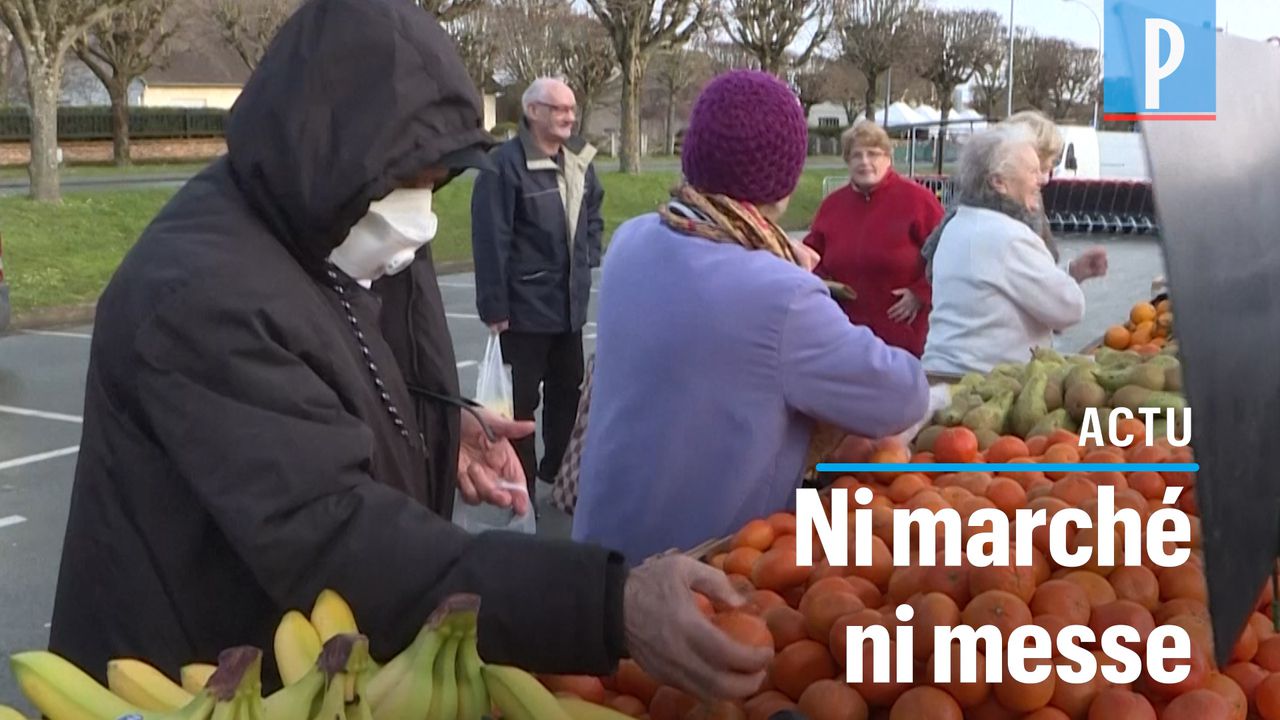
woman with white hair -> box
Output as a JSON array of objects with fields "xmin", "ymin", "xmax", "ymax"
[{"xmin": 922, "ymin": 124, "xmax": 1108, "ymax": 375}]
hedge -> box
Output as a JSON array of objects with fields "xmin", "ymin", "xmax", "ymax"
[{"xmin": 0, "ymin": 106, "xmax": 228, "ymax": 142}]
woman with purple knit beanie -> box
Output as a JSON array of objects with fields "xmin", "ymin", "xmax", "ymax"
[{"xmin": 572, "ymin": 70, "xmax": 930, "ymax": 564}]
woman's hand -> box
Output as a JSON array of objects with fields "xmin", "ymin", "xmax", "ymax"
[
  {"xmin": 456, "ymin": 408, "xmax": 534, "ymax": 515},
  {"xmin": 1069, "ymin": 246, "xmax": 1109, "ymax": 283},
  {"xmin": 887, "ymin": 287, "xmax": 923, "ymax": 324},
  {"xmin": 787, "ymin": 238, "xmax": 821, "ymax": 272}
]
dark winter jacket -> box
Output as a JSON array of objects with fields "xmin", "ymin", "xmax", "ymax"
[
  {"xmin": 471, "ymin": 122, "xmax": 604, "ymax": 333},
  {"xmin": 48, "ymin": 0, "xmax": 626, "ymax": 687}
]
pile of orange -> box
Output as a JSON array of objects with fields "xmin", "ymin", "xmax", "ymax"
[
  {"xmin": 1103, "ymin": 299, "xmax": 1173, "ymax": 352},
  {"xmin": 537, "ymin": 428, "xmax": 1280, "ymax": 720}
]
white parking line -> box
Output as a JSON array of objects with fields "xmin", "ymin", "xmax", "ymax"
[
  {"xmin": 445, "ymin": 313, "xmax": 481, "ymax": 320},
  {"xmin": 0, "ymin": 446, "xmax": 80, "ymax": 472},
  {"xmin": 456, "ymin": 361, "xmax": 477, "ymax": 369},
  {"xmin": 0, "ymin": 515, "xmax": 27, "ymax": 530},
  {"xmin": 24, "ymin": 330, "xmax": 92, "ymax": 339},
  {"xmin": 585, "ymin": 333, "xmax": 597, "ymax": 340},
  {"xmin": 438, "ymin": 282, "xmax": 475, "ymax": 289},
  {"xmin": 0, "ymin": 405, "xmax": 84, "ymax": 424}
]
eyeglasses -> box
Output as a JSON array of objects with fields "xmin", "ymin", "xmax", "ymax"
[
  {"xmin": 535, "ymin": 102, "xmax": 577, "ymax": 116},
  {"xmin": 848, "ymin": 149, "xmax": 888, "ymax": 162}
]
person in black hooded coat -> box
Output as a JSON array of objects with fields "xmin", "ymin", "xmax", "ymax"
[{"xmin": 47, "ymin": 0, "xmax": 771, "ymax": 700}]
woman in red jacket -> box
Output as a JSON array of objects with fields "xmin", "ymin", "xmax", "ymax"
[{"xmin": 805, "ymin": 121, "xmax": 944, "ymax": 357}]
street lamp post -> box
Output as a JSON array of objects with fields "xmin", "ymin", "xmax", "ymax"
[
  {"xmin": 1006, "ymin": 0, "xmax": 1015, "ymax": 117},
  {"xmin": 1063, "ymin": 0, "xmax": 1103, "ymax": 129}
]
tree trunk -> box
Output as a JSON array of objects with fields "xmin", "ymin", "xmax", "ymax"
[
  {"xmin": 664, "ymin": 93, "xmax": 676, "ymax": 155},
  {"xmin": 935, "ymin": 91, "xmax": 952, "ymax": 175},
  {"xmin": 108, "ymin": 77, "xmax": 132, "ymax": 167},
  {"xmin": 27, "ymin": 66, "xmax": 62, "ymax": 203},
  {"xmin": 578, "ymin": 103, "xmax": 594, "ymax": 140},
  {"xmin": 618, "ymin": 53, "xmax": 644, "ymax": 174},
  {"xmin": 863, "ymin": 71, "xmax": 880, "ymax": 123}
]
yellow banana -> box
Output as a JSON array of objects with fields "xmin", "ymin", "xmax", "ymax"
[
  {"xmin": 556, "ymin": 696, "xmax": 635, "ymax": 720},
  {"xmin": 310, "ymin": 589, "xmax": 358, "ymax": 642},
  {"xmin": 453, "ymin": 629, "xmax": 488, "ymax": 720},
  {"xmin": 301, "ymin": 634, "xmax": 375, "ymax": 720},
  {"xmin": 308, "ymin": 675, "xmax": 347, "ymax": 720},
  {"xmin": 10, "ymin": 651, "xmax": 143, "ymax": 720},
  {"xmin": 0, "ymin": 705, "xmax": 33, "ymax": 720},
  {"xmin": 481, "ymin": 664, "xmax": 573, "ymax": 720},
  {"xmin": 108, "ymin": 659, "xmax": 193, "ymax": 712},
  {"xmin": 273, "ymin": 610, "xmax": 322, "ymax": 685},
  {"xmin": 262, "ymin": 662, "xmax": 325, "ymax": 720},
  {"xmin": 180, "ymin": 665, "xmax": 217, "ymax": 695},
  {"xmin": 425, "ymin": 631, "xmax": 460, "ymax": 720}
]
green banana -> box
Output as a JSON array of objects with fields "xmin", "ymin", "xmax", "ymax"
[
  {"xmin": 274, "ymin": 610, "xmax": 323, "ymax": 686},
  {"xmin": 556, "ymin": 696, "xmax": 634, "ymax": 720},
  {"xmin": 366, "ymin": 594, "xmax": 480, "ymax": 720},
  {"xmin": 262, "ymin": 663, "xmax": 325, "ymax": 719},
  {"xmin": 308, "ymin": 676, "xmax": 347, "ymax": 720},
  {"xmin": 301, "ymin": 634, "xmax": 375, "ymax": 720},
  {"xmin": 0, "ymin": 706, "xmax": 31, "ymax": 720},
  {"xmin": 454, "ymin": 629, "xmax": 488, "ymax": 720},
  {"xmin": 9, "ymin": 651, "xmax": 144, "ymax": 720},
  {"xmin": 206, "ymin": 647, "xmax": 265, "ymax": 720},
  {"xmin": 481, "ymin": 664, "xmax": 573, "ymax": 720},
  {"xmin": 426, "ymin": 631, "xmax": 461, "ymax": 720}
]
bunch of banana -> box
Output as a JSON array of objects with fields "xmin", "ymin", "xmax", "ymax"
[{"xmin": 0, "ymin": 705, "xmax": 33, "ymax": 720}]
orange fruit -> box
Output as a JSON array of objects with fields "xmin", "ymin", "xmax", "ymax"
[
  {"xmin": 1108, "ymin": 566, "xmax": 1160, "ymax": 611},
  {"xmin": 909, "ymin": 592, "xmax": 962, "ymax": 661},
  {"xmin": 888, "ymin": 473, "xmax": 930, "ymax": 504},
  {"xmin": 800, "ymin": 588, "xmax": 865, "ymax": 643},
  {"xmin": 994, "ymin": 669, "xmax": 1055, "ymax": 712},
  {"xmin": 969, "ymin": 563, "xmax": 1036, "ymax": 604},
  {"xmin": 848, "ymin": 535, "xmax": 894, "ymax": 590},
  {"xmin": 734, "ymin": 519, "xmax": 777, "ymax": 551},
  {"xmin": 541, "ymin": 674, "xmax": 608, "ymax": 703},
  {"xmin": 1160, "ymin": 564, "xmax": 1208, "ymax": 603},
  {"xmin": 763, "ymin": 606, "xmax": 808, "ymax": 651},
  {"xmin": 961, "ymin": 590, "xmax": 1032, "ymax": 641},
  {"xmin": 1131, "ymin": 321, "xmax": 1155, "ymax": 346},
  {"xmin": 1087, "ymin": 688, "xmax": 1156, "ymax": 719},
  {"xmin": 986, "ymin": 436, "xmax": 1030, "ymax": 464},
  {"xmin": 769, "ymin": 639, "xmax": 837, "ymax": 702},
  {"xmin": 1233, "ymin": 621, "xmax": 1260, "ymax": 664},
  {"xmin": 1255, "ymin": 672, "xmax": 1280, "ymax": 719},
  {"xmin": 925, "ymin": 646, "xmax": 991, "ymax": 708},
  {"xmin": 615, "ymin": 659, "xmax": 660, "ymax": 705},
  {"xmin": 749, "ymin": 590, "xmax": 788, "ymax": 614},
  {"xmin": 725, "ymin": 547, "xmax": 764, "ymax": 577},
  {"xmin": 1104, "ymin": 325, "xmax": 1132, "ymax": 350},
  {"xmin": 848, "ymin": 639, "xmax": 911, "ymax": 707},
  {"xmin": 890, "ymin": 686, "xmax": 963, "ymax": 719},
  {"xmin": 713, "ymin": 610, "xmax": 775, "ymax": 650},
  {"xmin": 797, "ymin": 679, "xmax": 869, "ymax": 720},
  {"xmin": 1223, "ymin": 662, "xmax": 1267, "ymax": 709},
  {"xmin": 1089, "ymin": 600, "xmax": 1155, "ymax": 653},
  {"xmin": 828, "ymin": 608, "xmax": 888, "ymax": 666},
  {"xmin": 1161, "ymin": 688, "xmax": 1234, "ymax": 719},
  {"xmin": 1031, "ymin": 580, "xmax": 1091, "ymax": 625},
  {"xmin": 744, "ymin": 691, "xmax": 796, "ymax": 720},
  {"xmin": 1205, "ymin": 672, "xmax": 1248, "ymax": 720},
  {"xmin": 934, "ymin": 427, "xmax": 981, "ymax": 463},
  {"xmin": 1131, "ymin": 302, "xmax": 1157, "ymax": 324},
  {"xmin": 985, "ymin": 478, "xmax": 1027, "ymax": 518},
  {"xmin": 1128, "ymin": 471, "xmax": 1166, "ymax": 501},
  {"xmin": 767, "ymin": 512, "xmax": 797, "ymax": 536},
  {"xmin": 1049, "ymin": 668, "xmax": 1106, "ymax": 720},
  {"xmin": 1062, "ymin": 571, "xmax": 1118, "ymax": 608},
  {"xmin": 608, "ymin": 694, "xmax": 648, "ymax": 716},
  {"xmin": 751, "ymin": 549, "xmax": 811, "ymax": 592},
  {"xmin": 1256, "ymin": 637, "xmax": 1280, "ymax": 672}
]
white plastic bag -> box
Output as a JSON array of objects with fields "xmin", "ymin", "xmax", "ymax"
[
  {"xmin": 451, "ymin": 331, "xmax": 536, "ymax": 534},
  {"xmin": 475, "ymin": 331, "xmax": 513, "ymax": 419}
]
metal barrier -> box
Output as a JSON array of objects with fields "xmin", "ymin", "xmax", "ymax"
[{"xmin": 822, "ymin": 173, "xmax": 1158, "ymax": 235}]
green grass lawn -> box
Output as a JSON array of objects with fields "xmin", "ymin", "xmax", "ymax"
[
  {"xmin": 0, "ymin": 161, "xmax": 212, "ymax": 181},
  {"xmin": 1, "ymin": 169, "xmax": 841, "ymax": 317}
]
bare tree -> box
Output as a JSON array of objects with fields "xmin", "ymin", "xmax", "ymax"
[
  {"xmin": 700, "ymin": 36, "xmax": 757, "ymax": 74},
  {"xmin": 838, "ymin": 0, "xmax": 920, "ymax": 123},
  {"xmin": 648, "ymin": 45, "xmax": 709, "ymax": 153},
  {"xmin": 0, "ymin": 25, "xmax": 12, "ymax": 106},
  {"xmin": 1012, "ymin": 30, "xmax": 1059, "ymax": 115},
  {"xmin": 555, "ymin": 13, "xmax": 617, "ymax": 138},
  {"xmin": 721, "ymin": 0, "xmax": 831, "ymax": 76},
  {"xmin": 495, "ymin": 0, "xmax": 570, "ymax": 85},
  {"xmin": 971, "ymin": 40, "xmax": 1007, "ymax": 121},
  {"xmin": 210, "ymin": 0, "xmax": 296, "ymax": 71},
  {"xmin": 0, "ymin": 0, "xmax": 128, "ymax": 201},
  {"xmin": 912, "ymin": 7, "xmax": 1001, "ymax": 172},
  {"xmin": 413, "ymin": 0, "xmax": 484, "ymax": 22},
  {"xmin": 75, "ymin": 0, "xmax": 180, "ymax": 166},
  {"xmin": 585, "ymin": 0, "xmax": 708, "ymax": 173},
  {"xmin": 792, "ymin": 56, "xmax": 830, "ymax": 117},
  {"xmin": 445, "ymin": 8, "xmax": 499, "ymax": 93},
  {"xmin": 1049, "ymin": 42, "xmax": 1097, "ymax": 121}
]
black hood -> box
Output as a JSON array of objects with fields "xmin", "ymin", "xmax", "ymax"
[{"xmin": 225, "ymin": 0, "xmax": 493, "ymax": 274}]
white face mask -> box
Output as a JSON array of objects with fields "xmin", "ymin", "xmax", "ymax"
[{"xmin": 329, "ymin": 188, "xmax": 439, "ymax": 287}]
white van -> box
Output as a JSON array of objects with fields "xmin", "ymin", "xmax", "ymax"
[{"xmin": 1052, "ymin": 125, "xmax": 1150, "ymax": 181}]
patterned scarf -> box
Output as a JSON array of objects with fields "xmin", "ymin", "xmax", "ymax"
[{"xmin": 658, "ymin": 184, "xmax": 846, "ymax": 477}]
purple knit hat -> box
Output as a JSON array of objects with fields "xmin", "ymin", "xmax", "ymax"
[{"xmin": 680, "ymin": 70, "xmax": 809, "ymax": 205}]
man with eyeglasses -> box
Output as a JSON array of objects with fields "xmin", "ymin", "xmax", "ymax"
[{"xmin": 471, "ymin": 77, "xmax": 604, "ymax": 513}]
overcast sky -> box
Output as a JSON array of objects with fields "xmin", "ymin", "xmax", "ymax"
[{"xmin": 933, "ymin": 0, "xmax": 1280, "ymax": 47}]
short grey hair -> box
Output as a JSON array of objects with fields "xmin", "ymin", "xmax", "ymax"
[
  {"xmin": 953, "ymin": 124, "xmax": 1037, "ymax": 208},
  {"xmin": 522, "ymin": 77, "xmax": 568, "ymax": 117}
]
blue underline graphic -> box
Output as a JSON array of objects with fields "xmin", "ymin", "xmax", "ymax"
[{"xmin": 815, "ymin": 463, "xmax": 1200, "ymax": 473}]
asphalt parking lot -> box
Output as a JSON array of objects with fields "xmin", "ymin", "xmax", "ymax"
[{"xmin": 0, "ymin": 235, "xmax": 1162, "ymax": 708}]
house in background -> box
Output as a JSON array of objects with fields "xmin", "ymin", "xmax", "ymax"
[
  {"xmin": 138, "ymin": 41, "xmax": 248, "ymax": 109},
  {"xmin": 807, "ymin": 102, "xmax": 849, "ymax": 129}
]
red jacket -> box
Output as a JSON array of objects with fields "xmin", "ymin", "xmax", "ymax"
[{"xmin": 805, "ymin": 170, "xmax": 944, "ymax": 357}]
